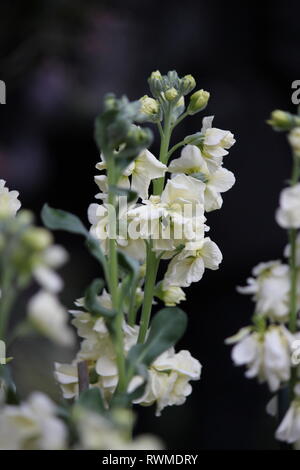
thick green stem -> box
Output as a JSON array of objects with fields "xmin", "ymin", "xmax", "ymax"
[
  {"xmin": 137, "ymin": 241, "xmax": 159, "ymax": 343},
  {"xmin": 153, "ymin": 113, "xmax": 172, "ymax": 195}
]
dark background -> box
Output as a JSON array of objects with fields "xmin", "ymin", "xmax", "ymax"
[{"xmin": 1, "ymin": 0, "xmax": 299, "ymax": 450}]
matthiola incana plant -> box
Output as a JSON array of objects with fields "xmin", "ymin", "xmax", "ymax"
[
  {"xmin": 226, "ymin": 108, "xmax": 300, "ymax": 449},
  {"xmin": 0, "ymin": 70, "xmax": 235, "ymax": 449}
]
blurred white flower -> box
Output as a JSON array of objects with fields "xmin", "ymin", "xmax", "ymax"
[
  {"xmin": 54, "ymin": 362, "xmax": 79, "ymax": 399},
  {"xmin": 237, "ymin": 261, "xmax": 292, "ymax": 321},
  {"xmin": 227, "ymin": 325, "xmax": 293, "ymax": 392},
  {"xmin": 28, "ymin": 290, "xmax": 75, "ymax": 346},
  {"xmin": 276, "ymin": 184, "xmax": 300, "ymax": 228},
  {"xmin": 33, "ymin": 244, "xmax": 68, "ymax": 293},
  {"xmin": 0, "ymin": 179, "xmax": 21, "ymax": 218},
  {"xmin": 163, "ymin": 237, "xmax": 222, "ymax": 288},
  {"xmin": 75, "ymin": 408, "xmax": 163, "ymax": 450},
  {"xmin": 0, "ymin": 392, "xmax": 67, "ymax": 450}
]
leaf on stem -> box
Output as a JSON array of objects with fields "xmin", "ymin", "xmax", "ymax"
[
  {"xmin": 41, "ymin": 204, "xmax": 88, "ymax": 237},
  {"xmin": 84, "ymin": 279, "xmax": 117, "ymax": 319},
  {"xmin": 76, "ymin": 388, "xmax": 105, "ymax": 415},
  {"xmin": 127, "ymin": 307, "xmax": 187, "ymax": 377}
]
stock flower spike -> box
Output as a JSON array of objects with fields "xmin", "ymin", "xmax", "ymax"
[
  {"xmin": 0, "ymin": 70, "xmax": 236, "ymax": 449},
  {"xmin": 226, "ymin": 105, "xmax": 300, "ymax": 449}
]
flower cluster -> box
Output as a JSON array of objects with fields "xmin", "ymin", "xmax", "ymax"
[
  {"xmin": 227, "ymin": 109, "xmax": 300, "ymax": 448},
  {"xmin": 55, "ymin": 293, "xmax": 201, "ymax": 415},
  {"xmin": 0, "ymin": 181, "xmax": 74, "ymax": 346},
  {"xmin": 0, "ymin": 70, "xmax": 236, "ymax": 449},
  {"xmin": 48, "ymin": 70, "xmax": 235, "ymax": 435}
]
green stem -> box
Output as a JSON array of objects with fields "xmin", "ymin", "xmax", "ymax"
[
  {"xmin": 138, "ymin": 109, "xmax": 175, "ymax": 341},
  {"xmin": 288, "ymin": 153, "xmax": 300, "ymax": 402},
  {"xmin": 153, "ymin": 112, "xmax": 173, "ymax": 195},
  {"xmin": 0, "ymin": 287, "xmax": 14, "ymax": 341},
  {"xmin": 137, "ymin": 241, "xmax": 159, "ymax": 343},
  {"xmin": 168, "ymin": 140, "xmax": 185, "ymax": 160},
  {"xmin": 128, "ymin": 278, "xmax": 139, "ymax": 327},
  {"xmin": 172, "ymin": 110, "xmax": 189, "ymax": 130},
  {"xmin": 289, "ymin": 228, "xmax": 298, "ymax": 333},
  {"xmin": 107, "ymin": 157, "xmax": 126, "ymax": 393},
  {"xmin": 0, "ymin": 267, "xmax": 15, "ymax": 340}
]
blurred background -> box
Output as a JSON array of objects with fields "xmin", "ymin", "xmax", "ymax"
[{"xmin": 1, "ymin": 0, "xmax": 299, "ymax": 450}]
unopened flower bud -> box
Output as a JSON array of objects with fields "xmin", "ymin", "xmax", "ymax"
[
  {"xmin": 139, "ymin": 95, "xmax": 161, "ymax": 121},
  {"xmin": 22, "ymin": 227, "xmax": 53, "ymax": 251},
  {"xmin": 187, "ymin": 90, "xmax": 210, "ymax": 115},
  {"xmin": 151, "ymin": 70, "xmax": 162, "ymax": 81},
  {"xmin": 181, "ymin": 75, "xmax": 196, "ymax": 95},
  {"xmin": 267, "ymin": 110, "xmax": 295, "ymax": 131},
  {"xmin": 140, "ymin": 95, "xmax": 159, "ymax": 115},
  {"xmin": 148, "ymin": 70, "xmax": 164, "ymax": 98},
  {"xmin": 165, "ymin": 87, "xmax": 178, "ymax": 101}
]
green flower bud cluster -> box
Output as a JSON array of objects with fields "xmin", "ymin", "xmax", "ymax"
[{"xmin": 147, "ymin": 70, "xmax": 210, "ymax": 124}]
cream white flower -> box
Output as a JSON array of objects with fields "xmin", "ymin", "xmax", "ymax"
[
  {"xmin": 168, "ymin": 144, "xmax": 235, "ymax": 211},
  {"xmin": 288, "ymin": 127, "xmax": 300, "ymax": 156},
  {"xmin": 160, "ymin": 285, "xmax": 186, "ymax": 306},
  {"xmin": 28, "ymin": 290, "xmax": 75, "ymax": 346},
  {"xmin": 130, "ymin": 149, "xmax": 167, "ymax": 199},
  {"xmin": 88, "ymin": 201, "xmax": 147, "ymax": 262},
  {"xmin": 0, "ymin": 392, "xmax": 67, "ymax": 450},
  {"xmin": 237, "ymin": 261, "xmax": 292, "ymax": 321},
  {"xmin": 56, "ymin": 297, "xmax": 139, "ymax": 401},
  {"xmin": 0, "ymin": 179, "xmax": 21, "ymax": 218},
  {"xmin": 276, "ymin": 391, "xmax": 300, "ymax": 444},
  {"xmin": 128, "ymin": 174, "xmax": 206, "ymax": 250},
  {"xmin": 201, "ymin": 116, "xmax": 236, "ymax": 168},
  {"xmin": 134, "ymin": 349, "xmax": 201, "ymax": 416},
  {"xmin": 96, "ymin": 149, "xmax": 167, "ymax": 200},
  {"xmin": 276, "ymin": 184, "xmax": 300, "ymax": 228},
  {"xmin": 163, "ymin": 237, "xmax": 222, "ymax": 288},
  {"xmin": 54, "ymin": 362, "xmax": 79, "ymax": 399},
  {"xmin": 227, "ymin": 325, "xmax": 292, "ymax": 392}
]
